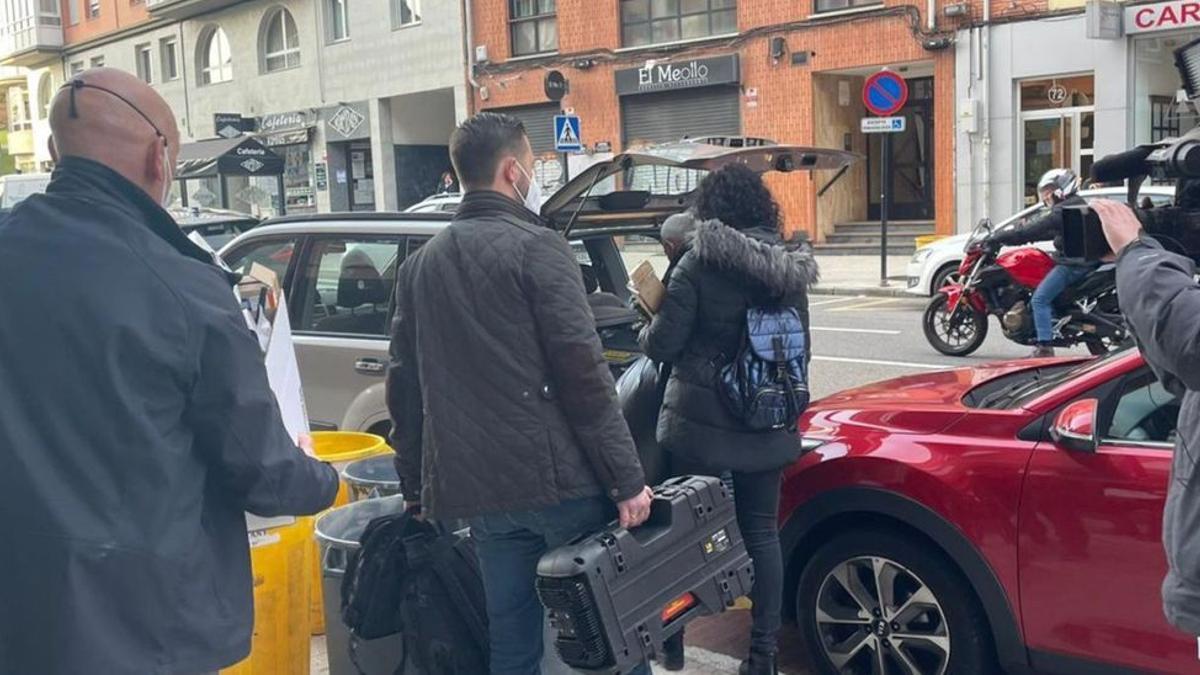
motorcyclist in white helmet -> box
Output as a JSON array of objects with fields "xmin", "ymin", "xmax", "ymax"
[{"xmin": 983, "ymin": 168, "xmax": 1090, "ymax": 358}]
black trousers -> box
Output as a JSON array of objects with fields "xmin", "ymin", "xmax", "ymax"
[{"xmin": 669, "ymin": 457, "xmax": 785, "ymax": 655}]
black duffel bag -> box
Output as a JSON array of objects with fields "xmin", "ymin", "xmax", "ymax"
[
  {"xmin": 616, "ymin": 355, "xmax": 671, "ymax": 485},
  {"xmin": 341, "ymin": 513, "xmax": 488, "ymax": 675}
]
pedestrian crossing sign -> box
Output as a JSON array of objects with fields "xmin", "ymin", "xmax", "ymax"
[{"xmin": 554, "ymin": 114, "xmax": 582, "ymax": 152}]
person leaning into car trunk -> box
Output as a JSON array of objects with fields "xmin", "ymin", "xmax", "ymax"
[
  {"xmin": 386, "ymin": 112, "xmax": 654, "ymax": 675},
  {"xmin": 640, "ymin": 164, "xmax": 817, "ymax": 675},
  {"xmin": 1096, "ymin": 198, "xmax": 1200, "ymax": 647}
]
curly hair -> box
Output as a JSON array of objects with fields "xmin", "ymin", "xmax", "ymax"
[{"xmin": 692, "ymin": 163, "xmax": 782, "ymax": 232}]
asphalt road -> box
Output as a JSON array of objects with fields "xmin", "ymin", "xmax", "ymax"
[{"xmin": 806, "ymin": 294, "xmax": 1062, "ymax": 400}]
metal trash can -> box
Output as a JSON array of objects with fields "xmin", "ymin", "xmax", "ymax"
[
  {"xmin": 309, "ymin": 431, "xmax": 389, "ymax": 634},
  {"xmin": 342, "ymin": 455, "xmax": 402, "ymax": 502},
  {"xmin": 315, "ymin": 495, "xmax": 407, "ymax": 675}
]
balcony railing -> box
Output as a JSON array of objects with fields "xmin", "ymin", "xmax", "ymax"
[{"xmin": 0, "ymin": 1, "xmax": 63, "ymax": 67}]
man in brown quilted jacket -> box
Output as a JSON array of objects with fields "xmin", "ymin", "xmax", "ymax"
[{"xmin": 387, "ymin": 112, "xmax": 652, "ymax": 675}]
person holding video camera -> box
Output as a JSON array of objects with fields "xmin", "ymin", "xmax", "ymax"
[
  {"xmin": 1094, "ymin": 198, "xmax": 1200, "ymax": 638},
  {"xmin": 983, "ymin": 168, "xmax": 1090, "ymax": 358}
]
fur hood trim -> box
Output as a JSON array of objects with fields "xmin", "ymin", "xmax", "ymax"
[{"xmin": 691, "ymin": 219, "xmax": 818, "ymax": 293}]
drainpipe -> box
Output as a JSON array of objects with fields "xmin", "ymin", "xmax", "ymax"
[
  {"xmin": 927, "ymin": 0, "xmax": 936, "ymax": 31},
  {"xmin": 178, "ymin": 23, "xmax": 193, "ymax": 139},
  {"xmin": 981, "ymin": 0, "xmax": 992, "ymax": 222},
  {"xmin": 312, "ymin": 0, "xmax": 326, "ymax": 104},
  {"xmin": 463, "ymin": 0, "xmax": 480, "ymax": 94}
]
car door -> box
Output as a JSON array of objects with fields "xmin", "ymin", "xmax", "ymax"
[
  {"xmin": 290, "ymin": 234, "xmax": 432, "ymax": 434},
  {"xmin": 1018, "ymin": 366, "xmax": 1192, "ymax": 672},
  {"xmin": 289, "ymin": 233, "xmax": 406, "ymax": 433}
]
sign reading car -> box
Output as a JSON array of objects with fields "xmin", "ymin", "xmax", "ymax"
[{"xmin": 1126, "ymin": 0, "xmax": 1200, "ymax": 33}]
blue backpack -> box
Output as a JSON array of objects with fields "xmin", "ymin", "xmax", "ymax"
[{"xmin": 718, "ymin": 307, "xmax": 810, "ymax": 431}]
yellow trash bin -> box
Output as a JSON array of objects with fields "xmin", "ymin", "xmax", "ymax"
[
  {"xmin": 221, "ymin": 517, "xmax": 313, "ymax": 675},
  {"xmin": 309, "ymin": 431, "xmax": 389, "ymax": 635}
]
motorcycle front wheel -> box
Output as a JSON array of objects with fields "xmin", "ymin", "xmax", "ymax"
[{"xmin": 923, "ymin": 292, "xmax": 989, "ymax": 357}]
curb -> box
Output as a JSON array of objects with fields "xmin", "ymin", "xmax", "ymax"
[{"xmin": 810, "ymin": 284, "xmax": 914, "ymax": 299}]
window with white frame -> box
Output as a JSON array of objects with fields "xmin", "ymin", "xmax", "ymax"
[
  {"xmin": 814, "ymin": 0, "xmax": 880, "ymax": 13},
  {"xmin": 160, "ymin": 37, "xmax": 179, "ymax": 81},
  {"xmin": 67, "ymin": 0, "xmax": 79, "ymax": 25},
  {"xmin": 69, "ymin": 61, "xmax": 84, "ymax": 77},
  {"xmin": 198, "ymin": 26, "xmax": 233, "ymax": 85},
  {"xmin": 89, "ymin": 55, "xmax": 104, "ymax": 68},
  {"xmin": 391, "ymin": 0, "xmax": 420, "ymax": 29},
  {"xmin": 9, "ymin": 87, "xmax": 31, "ymax": 131},
  {"xmin": 262, "ymin": 8, "xmax": 301, "ymax": 72},
  {"xmin": 510, "ymin": 0, "xmax": 556, "ymax": 56},
  {"xmin": 329, "ymin": 0, "xmax": 349, "ymax": 40},
  {"xmin": 87, "ymin": 0, "xmax": 99, "ymax": 18},
  {"xmin": 38, "ymin": 0, "xmax": 61, "ymax": 25},
  {"xmin": 135, "ymin": 43, "xmax": 153, "ymax": 83},
  {"xmin": 1018, "ymin": 75, "xmax": 1095, "ymax": 205},
  {"xmin": 37, "ymin": 74, "xmax": 53, "ymax": 118}
]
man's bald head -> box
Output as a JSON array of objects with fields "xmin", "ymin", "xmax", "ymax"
[
  {"xmin": 49, "ymin": 68, "xmax": 180, "ymax": 203},
  {"xmin": 661, "ymin": 212, "xmax": 697, "ymax": 262}
]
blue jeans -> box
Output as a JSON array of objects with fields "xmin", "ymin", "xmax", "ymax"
[
  {"xmin": 1031, "ymin": 264, "xmax": 1091, "ymax": 343},
  {"xmin": 469, "ymin": 496, "xmax": 652, "ymax": 675}
]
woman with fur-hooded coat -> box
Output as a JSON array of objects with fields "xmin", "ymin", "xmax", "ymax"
[{"xmin": 640, "ymin": 164, "xmax": 816, "ymax": 675}]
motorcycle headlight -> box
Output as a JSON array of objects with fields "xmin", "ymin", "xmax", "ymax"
[{"xmin": 911, "ymin": 248, "xmax": 933, "ymax": 264}]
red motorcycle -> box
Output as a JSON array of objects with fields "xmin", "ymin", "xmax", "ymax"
[{"xmin": 922, "ymin": 220, "xmax": 1127, "ymax": 357}]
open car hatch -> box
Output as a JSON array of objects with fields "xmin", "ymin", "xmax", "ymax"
[{"xmin": 541, "ymin": 140, "xmax": 861, "ymax": 237}]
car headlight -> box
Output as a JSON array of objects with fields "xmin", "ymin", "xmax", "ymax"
[{"xmin": 911, "ymin": 248, "xmax": 933, "ymax": 264}]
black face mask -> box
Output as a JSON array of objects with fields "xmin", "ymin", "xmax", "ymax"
[{"xmin": 59, "ymin": 79, "xmax": 173, "ymax": 204}]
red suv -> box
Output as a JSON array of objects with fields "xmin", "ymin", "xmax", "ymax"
[{"xmin": 783, "ymin": 348, "xmax": 1190, "ymax": 674}]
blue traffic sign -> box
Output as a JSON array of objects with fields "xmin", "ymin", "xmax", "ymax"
[
  {"xmin": 862, "ymin": 71, "xmax": 909, "ymax": 117},
  {"xmin": 554, "ymin": 114, "xmax": 582, "ymax": 152}
]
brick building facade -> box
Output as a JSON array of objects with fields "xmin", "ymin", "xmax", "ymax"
[{"xmin": 468, "ymin": 0, "xmax": 980, "ymax": 243}]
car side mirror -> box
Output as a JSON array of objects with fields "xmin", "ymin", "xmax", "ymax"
[
  {"xmin": 977, "ymin": 218, "xmax": 993, "ymax": 233},
  {"xmin": 1050, "ymin": 398, "xmax": 1099, "ymax": 452}
]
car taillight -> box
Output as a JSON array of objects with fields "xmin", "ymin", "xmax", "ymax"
[{"xmin": 661, "ymin": 593, "xmax": 697, "ymax": 624}]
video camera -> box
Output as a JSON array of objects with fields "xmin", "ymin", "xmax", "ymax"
[{"xmin": 1068, "ymin": 36, "xmax": 1200, "ymax": 263}]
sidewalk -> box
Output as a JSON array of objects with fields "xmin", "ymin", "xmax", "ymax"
[
  {"xmin": 621, "ymin": 247, "xmax": 914, "ymax": 299},
  {"xmin": 812, "ymin": 254, "xmax": 914, "ymax": 298}
]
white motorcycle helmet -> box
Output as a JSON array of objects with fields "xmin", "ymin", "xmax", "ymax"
[{"xmin": 1037, "ymin": 168, "xmax": 1081, "ymax": 205}]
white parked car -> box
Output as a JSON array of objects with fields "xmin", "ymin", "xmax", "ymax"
[
  {"xmin": 905, "ymin": 186, "xmax": 1176, "ymax": 296},
  {"xmin": 404, "ymin": 192, "xmax": 462, "ymax": 213}
]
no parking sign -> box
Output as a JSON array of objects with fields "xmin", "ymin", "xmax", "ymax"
[{"xmin": 862, "ymin": 71, "xmax": 909, "ymax": 117}]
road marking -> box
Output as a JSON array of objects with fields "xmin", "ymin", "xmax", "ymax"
[
  {"xmin": 809, "ymin": 295, "xmax": 865, "ymax": 307},
  {"xmin": 828, "ymin": 298, "xmax": 901, "ymax": 312},
  {"xmin": 812, "ymin": 326, "xmax": 902, "ymax": 335},
  {"xmin": 813, "ymin": 355, "xmax": 949, "ymax": 370}
]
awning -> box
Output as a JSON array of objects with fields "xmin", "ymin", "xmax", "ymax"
[{"xmin": 176, "ymin": 136, "xmax": 285, "ymax": 179}]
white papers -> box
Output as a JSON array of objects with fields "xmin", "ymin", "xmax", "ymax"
[{"xmin": 262, "ymin": 288, "xmax": 309, "ymax": 449}]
